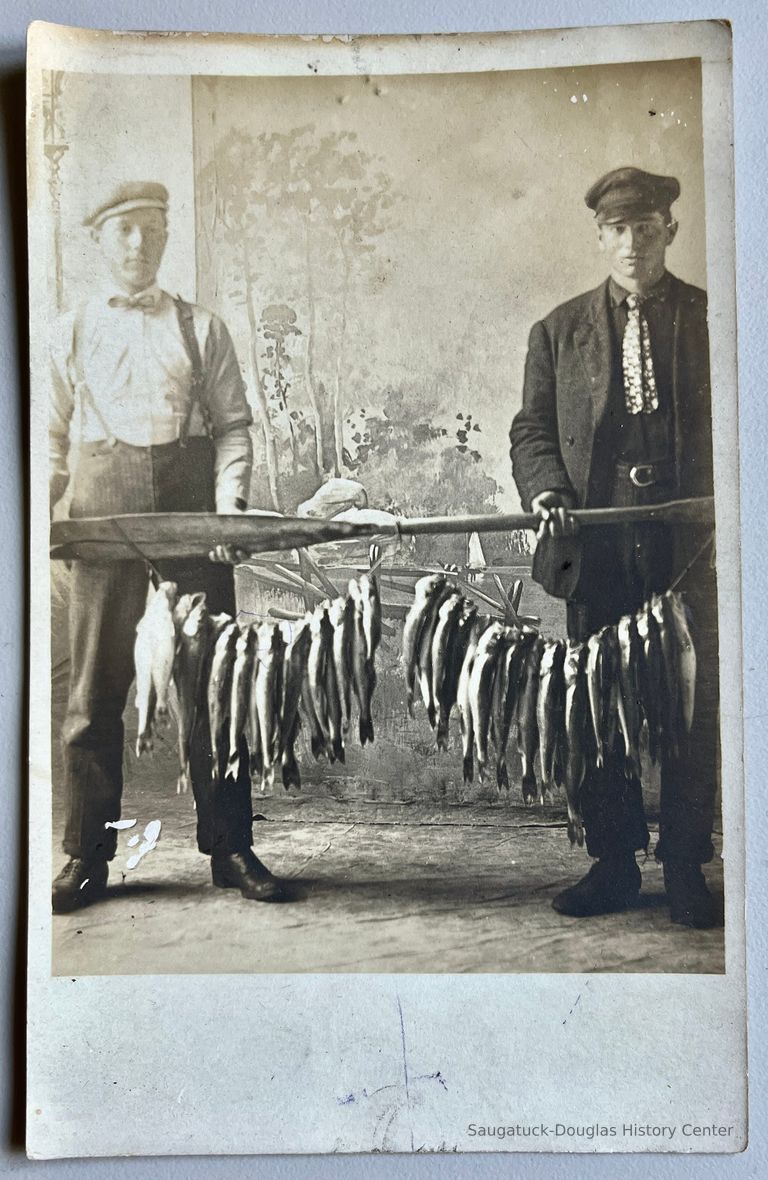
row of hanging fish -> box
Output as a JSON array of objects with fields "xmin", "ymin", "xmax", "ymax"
[
  {"xmin": 133, "ymin": 574, "xmax": 382, "ymax": 794},
  {"xmin": 402, "ymin": 575, "xmax": 696, "ymax": 845}
]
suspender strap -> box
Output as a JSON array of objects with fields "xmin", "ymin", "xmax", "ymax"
[
  {"xmin": 71, "ymin": 305, "xmax": 118, "ymax": 447},
  {"xmin": 69, "ymin": 297, "xmax": 212, "ymax": 448},
  {"xmin": 174, "ymin": 296, "xmax": 212, "ymax": 444}
]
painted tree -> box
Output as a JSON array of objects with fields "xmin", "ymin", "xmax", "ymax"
[
  {"xmin": 199, "ymin": 130, "xmax": 284, "ymax": 509},
  {"xmin": 260, "ymin": 302, "xmax": 302, "ymax": 474},
  {"xmin": 199, "ymin": 124, "xmax": 397, "ymax": 497}
]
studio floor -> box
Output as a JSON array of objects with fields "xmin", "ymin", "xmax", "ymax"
[{"xmin": 51, "ymin": 786, "xmax": 725, "ymax": 976}]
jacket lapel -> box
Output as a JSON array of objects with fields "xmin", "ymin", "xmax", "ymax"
[{"xmin": 574, "ymin": 279, "xmax": 613, "ymax": 427}]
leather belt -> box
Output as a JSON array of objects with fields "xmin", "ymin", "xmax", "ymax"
[{"xmin": 615, "ymin": 458, "xmax": 676, "ymax": 488}]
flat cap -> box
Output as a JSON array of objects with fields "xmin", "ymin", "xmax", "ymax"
[
  {"xmin": 585, "ymin": 167, "xmax": 680, "ymax": 223},
  {"xmin": 84, "ymin": 181, "xmax": 169, "ymax": 229}
]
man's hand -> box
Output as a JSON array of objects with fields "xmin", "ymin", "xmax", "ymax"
[
  {"xmin": 208, "ymin": 500, "xmax": 249, "ymax": 565},
  {"xmin": 209, "ymin": 543, "xmax": 249, "ymax": 565},
  {"xmin": 530, "ymin": 490, "xmax": 579, "ymax": 541}
]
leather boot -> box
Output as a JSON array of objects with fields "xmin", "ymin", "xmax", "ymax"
[
  {"xmin": 52, "ymin": 858, "xmax": 109, "ymax": 914},
  {"xmin": 663, "ymin": 861, "xmax": 717, "ymax": 929},
  {"xmin": 211, "ymin": 849, "xmax": 287, "ymax": 902},
  {"xmin": 552, "ymin": 856, "xmax": 641, "ymax": 917}
]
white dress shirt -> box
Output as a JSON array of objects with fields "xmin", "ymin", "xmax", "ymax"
[{"xmin": 50, "ymin": 286, "xmax": 253, "ymax": 510}]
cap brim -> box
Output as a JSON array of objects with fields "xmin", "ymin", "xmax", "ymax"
[
  {"xmin": 596, "ymin": 202, "xmax": 668, "ymax": 224},
  {"xmin": 86, "ymin": 197, "xmax": 167, "ymax": 228}
]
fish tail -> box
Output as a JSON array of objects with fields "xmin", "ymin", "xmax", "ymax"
[
  {"xmin": 136, "ymin": 732, "xmax": 153, "ymax": 757},
  {"xmin": 359, "ymin": 716, "xmax": 374, "ymax": 746},
  {"xmin": 282, "ymin": 754, "xmax": 301, "ymax": 790},
  {"xmin": 521, "ymin": 774, "xmax": 536, "ymax": 806},
  {"xmin": 567, "ymin": 814, "xmax": 585, "ymax": 848}
]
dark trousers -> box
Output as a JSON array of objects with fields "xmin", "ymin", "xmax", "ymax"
[
  {"xmin": 61, "ymin": 438, "xmax": 253, "ymax": 862},
  {"xmin": 566, "ymin": 471, "xmax": 719, "ymax": 866}
]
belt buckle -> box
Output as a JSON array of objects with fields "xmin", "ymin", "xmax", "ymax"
[{"xmin": 629, "ymin": 463, "xmax": 656, "ymax": 488}]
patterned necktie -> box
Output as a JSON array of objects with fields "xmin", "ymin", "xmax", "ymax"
[
  {"xmin": 622, "ymin": 293, "xmax": 659, "ymax": 415},
  {"xmin": 108, "ymin": 292, "xmax": 160, "ymax": 312}
]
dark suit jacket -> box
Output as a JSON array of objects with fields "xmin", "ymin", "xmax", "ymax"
[{"xmin": 509, "ymin": 272, "xmax": 714, "ymax": 599}]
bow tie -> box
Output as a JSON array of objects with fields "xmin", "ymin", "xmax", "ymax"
[{"xmin": 108, "ymin": 292, "xmax": 161, "ymax": 312}]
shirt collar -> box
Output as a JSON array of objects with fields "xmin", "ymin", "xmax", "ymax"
[
  {"xmin": 103, "ymin": 283, "xmax": 164, "ymax": 310},
  {"xmin": 609, "ymin": 270, "xmax": 671, "ymax": 307}
]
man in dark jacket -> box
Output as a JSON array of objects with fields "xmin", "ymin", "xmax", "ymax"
[{"xmin": 509, "ymin": 167, "xmax": 719, "ymax": 928}]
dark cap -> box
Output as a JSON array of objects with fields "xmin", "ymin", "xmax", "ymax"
[
  {"xmin": 585, "ymin": 167, "xmax": 680, "ymax": 223},
  {"xmin": 84, "ymin": 182, "xmax": 169, "ymax": 229}
]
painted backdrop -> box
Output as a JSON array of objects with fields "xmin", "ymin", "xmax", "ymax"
[{"xmin": 192, "ymin": 59, "xmax": 705, "ymax": 521}]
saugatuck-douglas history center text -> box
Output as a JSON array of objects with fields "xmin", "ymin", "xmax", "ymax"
[{"xmin": 465, "ymin": 1123, "xmax": 738, "ymax": 1141}]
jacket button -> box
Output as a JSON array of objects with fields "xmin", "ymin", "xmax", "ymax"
[{"xmin": 566, "ymin": 435, "xmax": 575, "ymax": 446}]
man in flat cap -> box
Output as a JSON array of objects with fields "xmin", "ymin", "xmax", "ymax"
[
  {"xmin": 510, "ymin": 166, "xmax": 719, "ymax": 928},
  {"xmin": 50, "ymin": 182, "xmax": 286, "ymax": 911}
]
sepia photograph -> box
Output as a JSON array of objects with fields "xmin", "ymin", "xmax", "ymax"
[{"xmin": 25, "ymin": 19, "xmax": 746, "ymax": 1157}]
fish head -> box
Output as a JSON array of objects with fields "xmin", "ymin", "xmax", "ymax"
[
  {"xmin": 325, "ymin": 594, "xmax": 346, "ymax": 632},
  {"xmin": 182, "ymin": 595, "xmax": 209, "ymax": 637},
  {"xmin": 527, "ymin": 635, "xmax": 545, "ymax": 673},
  {"xmin": 157, "ymin": 581, "xmax": 178, "ymax": 607},
  {"xmin": 563, "ymin": 640, "xmax": 584, "ymax": 682},
  {"xmin": 438, "ymin": 592, "xmax": 463, "ymax": 623}
]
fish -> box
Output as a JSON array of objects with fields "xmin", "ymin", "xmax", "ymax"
[
  {"xmin": 415, "ymin": 581, "xmax": 457, "ymax": 726},
  {"xmin": 493, "ymin": 628, "xmax": 533, "ymax": 791},
  {"xmin": 302, "ymin": 662, "xmax": 327, "ymax": 759},
  {"xmin": 247, "ymin": 640, "xmax": 263, "ymax": 780},
  {"xmin": 563, "ymin": 641, "xmax": 589, "ymax": 845},
  {"xmin": 206, "ymin": 619, "xmax": 239, "ymax": 779},
  {"xmin": 516, "ymin": 636, "xmax": 544, "ymax": 805},
  {"xmin": 171, "ymin": 591, "xmax": 209, "ymax": 793},
  {"xmin": 666, "ymin": 590, "xmax": 697, "ymax": 735},
  {"xmin": 328, "ymin": 597, "xmax": 355, "ymax": 731},
  {"xmin": 636, "ymin": 603, "xmax": 664, "ymax": 765},
  {"xmin": 430, "ymin": 593, "xmax": 464, "ymax": 745},
  {"xmin": 456, "ymin": 616, "xmax": 490, "ymax": 783},
  {"xmin": 586, "ymin": 626, "xmax": 619, "ymax": 770},
  {"xmin": 324, "ymin": 613, "xmax": 345, "ymax": 764},
  {"xmin": 652, "ymin": 591, "xmax": 679, "ymax": 754},
  {"xmin": 358, "ymin": 572, "xmax": 382, "ymax": 663},
  {"xmin": 488, "ymin": 626, "xmax": 519, "ymax": 750},
  {"xmin": 226, "ymin": 624, "xmax": 257, "ymax": 782},
  {"xmin": 537, "ymin": 638, "xmax": 567, "ymax": 794},
  {"xmin": 402, "ymin": 574, "xmax": 447, "ymax": 717},
  {"xmin": 308, "ymin": 605, "xmax": 333, "ymax": 752},
  {"xmin": 617, "ymin": 613, "xmax": 644, "ymax": 778},
  {"xmin": 280, "ymin": 620, "xmax": 312, "ymax": 789},
  {"xmin": 172, "ymin": 592, "xmax": 198, "ymax": 632},
  {"xmin": 134, "ymin": 580, "xmax": 179, "ymax": 756},
  {"xmin": 434, "ymin": 600, "xmax": 478, "ymax": 751},
  {"xmin": 468, "ymin": 622, "xmax": 507, "ymax": 779},
  {"xmin": 254, "ymin": 622, "xmax": 286, "ymax": 792},
  {"xmin": 601, "ymin": 626, "xmax": 621, "ymax": 757},
  {"xmin": 350, "ymin": 586, "xmax": 376, "ymax": 745}
]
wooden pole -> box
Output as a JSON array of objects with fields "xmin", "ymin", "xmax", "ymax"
[
  {"xmin": 395, "ymin": 496, "xmax": 715, "ymax": 537},
  {"xmin": 50, "ymin": 498, "xmax": 715, "ymax": 563}
]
